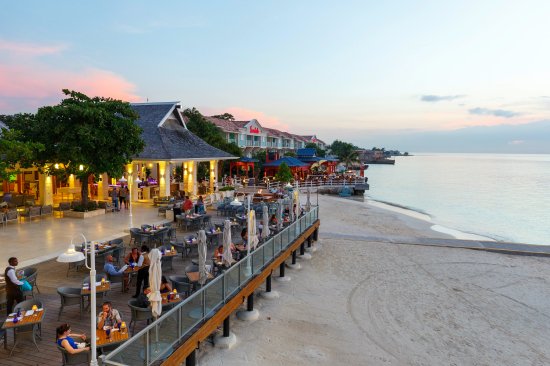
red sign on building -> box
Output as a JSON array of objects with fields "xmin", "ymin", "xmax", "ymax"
[{"xmin": 249, "ymin": 126, "xmax": 260, "ymax": 134}]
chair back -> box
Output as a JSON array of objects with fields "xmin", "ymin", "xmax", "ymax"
[
  {"xmin": 57, "ymin": 287, "xmax": 82, "ymax": 306},
  {"xmin": 169, "ymin": 276, "xmax": 191, "ymax": 297},
  {"xmin": 82, "ymin": 273, "xmax": 107, "ymax": 286},
  {"xmin": 128, "ymin": 300, "xmax": 153, "ymax": 321},
  {"xmin": 57, "ymin": 335, "xmax": 90, "ymax": 365}
]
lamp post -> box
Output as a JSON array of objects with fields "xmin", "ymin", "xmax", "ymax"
[
  {"xmin": 57, "ymin": 234, "xmax": 97, "ymax": 366},
  {"xmin": 119, "ymin": 176, "xmax": 129, "ymax": 227}
]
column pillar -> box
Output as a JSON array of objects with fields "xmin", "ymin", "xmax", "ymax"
[
  {"xmin": 287, "ymin": 250, "xmax": 301, "ymax": 269},
  {"xmin": 101, "ymin": 173, "xmax": 109, "ymax": 200},
  {"xmin": 237, "ymin": 292, "xmax": 259, "ymax": 321},
  {"xmin": 159, "ymin": 161, "xmax": 170, "ymax": 197},
  {"xmin": 38, "ymin": 172, "xmax": 53, "ymax": 206},
  {"xmin": 209, "ymin": 160, "xmax": 216, "ymax": 193},
  {"xmin": 260, "ymin": 272, "xmax": 279, "ymax": 299},
  {"xmin": 185, "ymin": 350, "xmax": 196, "ymax": 366},
  {"xmin": 214, "ymin": 316, "xmax": 237, "ymax": 348},
  {"xmin": 191, "ymin": 161, "xmax": 197, "ymax": 196},
  {"xmin": 275, "ymin": 261, "xmax": 290, "ymax": 282}
]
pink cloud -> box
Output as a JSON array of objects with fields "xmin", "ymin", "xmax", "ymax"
[
  {"xmin": 205, "ymin": 107, "xmax": 290, "ymax": 131},
  {"xmin": 0, "ymin": 39, "xmax": 67, "ymax": 56},
  {"xmin": 0, "ymin": 64, "xmax": 141, "ymax": 113}
]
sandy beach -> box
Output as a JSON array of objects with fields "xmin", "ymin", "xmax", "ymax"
[{"xmin": 198, "ymin": 194, "xmax": 550, "ymax": 365}]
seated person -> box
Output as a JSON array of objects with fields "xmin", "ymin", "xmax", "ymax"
[
  {"xmin": 160, "ymin": 276, "xmax": 172, "ymax": 293},
  {"xmin": 240, "ymin": 228, "xmax": 248, "ymax": 249},
  {"xmin": 135, "ymin": 287, "xmax": 151, "ymax": 308},
  {"xmin": 215, "ymin": 245, "xmax": 224, "ymax": 258},
  {"xmin": 104, "ymin": 255, "xmax": 129, "ymax": 289},
  {"xmin": 56, "ymin": 323, "xmax": 89, "ymax": 354},
  {"xmin": 269, "ymin": 214, "xmax": 278, "ymax": 226},
  {"xmin": 97, "ymin": 301, "xmax": 122, "ymax": 330},
  {"xmin": 124, "ymin": 247, "xmax": 140, "ymax": 265},
  {"xmin": 183, "ymin": 196, "xmax": 194, "ymax": 214}
]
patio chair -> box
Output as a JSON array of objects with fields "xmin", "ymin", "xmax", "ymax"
[
  {"xmin": 22, "ymin": 267, "xmax": 39, "ymax": 298},
  {"xmin": 106, "ymin": 272, "xmax": 125, "ymax": 292},
  {"xmin": 168, "ymin": 275, "xmax": 192, "ymax": 298},
  {"xmin": 19, "ymin": 206, "xmax": 41, "ymax": 221},
  {"xmin": 128, "ymin": 299, "xmax": 153, "ymax": 335},
  {"xmin": 57, "ymin": 335, "xmax": 90, "ymax": 365},
  {"xmin": 57, "ymin": 287, "xmax": 84, "ymax": 320},
  {"xmin": 40, "ymin": 204, "xmax": 53, "ymax": 217},
  {"xmin": 55, "ymin": 201, "xmax": 71, "ymax": 216},
  {"xmin": 130, "ymin": 228, "xmax": 146, "ymax": 246},
  {"xmin": 158, "ymin": 245, "xmax": 174, "ymax": 271},
  {"xmin": 12, "ymin": 299, "xmax": 43, "ymax": 355},
  {"xmin": 5, "ymin": 209, "xmax": 18, "ymax": 224}
]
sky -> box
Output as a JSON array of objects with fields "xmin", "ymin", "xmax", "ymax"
[{"xmin": 2, "ymin": 0, "xmax": 550, "ymax": 152}]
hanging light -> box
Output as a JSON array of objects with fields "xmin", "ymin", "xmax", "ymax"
[
  {"xmin": 79, "ymin": 164, "xmax": 84, "ymax": 171},
  {"xmin": 119, "ymin": 176, "xmax": 128, "ymax": 183},
  {"xmin": 56, "ymin": 244, "xmax": 85, "ymax": 263}
]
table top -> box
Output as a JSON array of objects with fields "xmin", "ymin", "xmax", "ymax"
[
  {"xmin": 186, "ymin": 271, "xmax": 214, "ymax": 283},
  {"xmin": 2, "ymin": 308, "xmax": 45, "ymax": 329},
  {"xmin": 160, "ymin": 250, "xmax": 177, "ymax": 257},
  {"xmin": 124, "ymin": 265, "xmax": 148, "ymax": 274},
  {"xmin": 96, "ymin": 328, "xmax": 129, "ymax": 347},
  {"xmin": 82, "ymin": 282, "xmax": 111, "ymax": 295},
  {"xmin": 161, "ymin": 292, "xmax": 182, "ymax": 305}
]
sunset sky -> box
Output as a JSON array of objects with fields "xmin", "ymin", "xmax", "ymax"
[{"xmin": 2, "ymin": 1, "xmax": 550, "ymax": 151}]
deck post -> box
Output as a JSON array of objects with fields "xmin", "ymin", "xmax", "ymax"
[
  {"xmin": 275, "ymin": 261, "xmax": 291, "ymax": 282},
  {"xmin": 214, "ymin": 316, "xmax": 236, "ymax": 348},
  {"xmin": 237, "ymin": 292, "xmax": 259, "ymax": 321},
  {"xmin": 186, "ymin": 350, "xmax": 196, "ymax": 366},
  {"xmin": 260, "ymin": 272, "xmax": 279, "ymax": 299}
]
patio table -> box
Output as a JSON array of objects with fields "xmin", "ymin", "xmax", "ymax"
[{"xmin": 2, "ymin": 308, "xmax": 45, "ymax": 355}]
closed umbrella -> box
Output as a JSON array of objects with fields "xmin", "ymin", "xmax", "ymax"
[
  {"xmin": 222, "ymin": 220, "xmax": 233, "ymax": 267},
  {"xmin": 147, "ymin": 248, "xmax": 162, "ymax": 318},
  {"xmin": 293, "ymin": 189, "xmax": 300, "ymax": 219},
  {"xmin": 306, "ymin": 189, "xmax": 311, "ymax": 212},
  {"xmin": 261, "ymin": 204, "xmax": 270, "ymax": 240},
  {"xmin": 198, "ymin": 230, "xmax": 208, "ymax": 285},
  {"xmin": 289, "ymin": 195, "xmax": 294, "ymax": 223},
  {"xmin": 248, "ymin": 210, "xmax": 259, "ymax": 251},
  {"xmin": 277, "ymin": 199, "xmax": 283, "ymax": 231}
]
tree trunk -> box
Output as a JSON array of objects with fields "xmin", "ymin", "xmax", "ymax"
[{"xmin": 81, "ymin": 173, "xmax": 90, "ymax": 209}]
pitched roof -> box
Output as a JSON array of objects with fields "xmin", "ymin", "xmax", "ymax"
[
  {"xmin": 263, "ymin": 156, "xmax": 309, "ymax": 167},
  {"xmin": 296, "ymin": 148, "xmax": 316, "ymax": 157},
  {"xmin": 205, "ymin": 117, "xmax": 241, "ymax": 133},
  {"xmin": 131, "ymin": 103, "xmax": 236, "ymax": 161}
]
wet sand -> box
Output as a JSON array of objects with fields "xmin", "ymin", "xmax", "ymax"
[{"xmin": 199, "ymin": 194, "xmax": 550, "ymax": 365}]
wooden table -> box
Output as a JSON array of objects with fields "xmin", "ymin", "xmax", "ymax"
[
  {"xmin": 124, "ymin": 265, "xmax": 148, "ymax": 274},
  {"xmin": 96, "ymin": 328, "xmax": 129, "ymax": 351},
  {"xmin": 161, "ymin": 250, "xmax": 177, "ymax": 258},
  {"xmin": 2, "ymin": 308, "xmax": 45, "ymax": 354},
  {"xmin": 81, "ymin": 282, "xmax": 111, "ymax": 295},
  {"xmin": 186, "ymin": 271, "xmax": 214, "ymax": 283}
]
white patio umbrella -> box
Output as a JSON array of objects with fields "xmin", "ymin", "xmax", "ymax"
[
  {"xmin": 276, "ymin": 199, "xmax": 284, "ymax": 231},
  {"xmin": 248, "ymin": 210, "xmax": 259, "ymax": 251},
  {"xmin": 289, "ymin": 196, "xmax": 294, "ymax": 223},
  {"xmin": 306, "ymin": 188, "xmax": 311, "ymax": 212},
  {"xmin": 198, "ymin": 230, "xmax": 208, "ymax": 285},
  {"xmin": 222, "ymin": 220, "xmax": 234, "ymax": 267},
  {"xmin": 261, "ymin": 204, "xmax": 270, "ymax": 240},
  {"xmin": 147, "ymin": 248, "xmax": 162, "ymax": 318},
  {"xmin": 293, "ymin": 189, "xmax": 300, "ymax": 219}
]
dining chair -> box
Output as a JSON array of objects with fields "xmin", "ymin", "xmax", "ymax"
[{"xmin": 57, "ymin": 287, "xmax": 84, "ymax": 320}]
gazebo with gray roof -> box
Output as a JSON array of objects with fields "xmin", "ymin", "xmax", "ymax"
[{"xmin": 104, "ymin": 102, "xmax": 237, "ymax": 201}]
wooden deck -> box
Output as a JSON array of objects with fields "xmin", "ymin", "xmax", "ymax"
[{"xmin": 0, "ymin": 216, "xmax": 231, "ymax": 366}]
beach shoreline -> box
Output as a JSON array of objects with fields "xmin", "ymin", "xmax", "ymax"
[{"xmin": 199, "ymin": 193, "xmax": 550, "ymax": 365}]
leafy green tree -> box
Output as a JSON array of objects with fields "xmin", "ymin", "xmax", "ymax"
[
  {"xmin": 183, "ymin": 108, "xmax": 241, "ymax": 178},
  {"xmin": 251, "ymin": 150, "xmax": 267, "ymax": 179},
  {"xmin": 275, "ymin": 162, "xmax": 293, "ymax": 183},
  {"xmin": 329, "ymin": 140, "xmax": 358, "ymax": 161},
  {"xmin": 0, "ymin": 123, "xmax": 44, "ymax": 181},
  {"xmin": 284, "ymin": 151, "xmax": 296, "ymax": 157},
  {"xmin": 211, "ymin": 113, "xmax": 235, "ymax": 121},
  {"xmin": 305, "ymin": 142, "xmax": 326, "ymax": 157},
  {"xmin": 9, "ymin": 89, "xmax": 145, "ymax": 207}
]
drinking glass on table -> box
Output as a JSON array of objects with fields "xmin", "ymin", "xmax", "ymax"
[{"xmin": 106, "ymin": 328, "xmax": 111, "ymax": 339}]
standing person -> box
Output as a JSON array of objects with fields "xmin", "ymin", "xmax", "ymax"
[
  {"xmin": 119, "ymin": 185, "xmax": 127, "ymax": 209},
  {"xmin": 5, "ymin": 257, "xmax": 24, "ymax": 315},
  {"xmin": 123, "ymin": 185, "xmax": 130, "ymax": 209},
  {"xmin": 133, "ymin": 245, "xmax": 151, "ymax": 298},
  {"xmin": 195, "ymin": 195, "xmax": 205, "ymax": 214},
  {"xmin": 110, "ymin": 187, "xmax": 119, "ymax": 211}
]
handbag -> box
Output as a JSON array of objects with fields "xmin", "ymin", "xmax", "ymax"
[{"xmin": 19, "ymin": 279, "xmax": 32, "ymax": 292}]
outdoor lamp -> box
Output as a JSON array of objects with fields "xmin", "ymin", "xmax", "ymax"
[
  {"xmin": 119, "ymin": 176, "xmax": 128, "ymax": 183},
  {"xmin": 56, "ymin": 244, "xmax": 85, "ymax": 263}
]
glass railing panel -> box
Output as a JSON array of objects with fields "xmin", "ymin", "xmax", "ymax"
[
  {"xmin": 204, "ymin": 276, "xmax": 224, "ymax": 317},
  {"xmin": 239, "ymin": 259, "xmax": 253, "ymax": 284},
  {"xmin": 264, "ymin": 238, "xmax": 274, "ymax": 262},
  {"xmin": 147, "ymin": 317, "xmax": 178, "ymax": 364},
  {"xmin": 102, "ymin": 334, "xmax": 147, "ymax": 365},
  {"xmin": 274, "ymin": 233, "xmax": 282, "ymax": 254},
  {"xmin": 180, "ymin": 292, "xmax": 204, "ymax": 337},
  {"xmin": 252, "ymin": 247, "xmax": 263, "ymax": 274},
  {"xmin": 224, "ymin": 263, "xmax": 240, "ymax": 297}
]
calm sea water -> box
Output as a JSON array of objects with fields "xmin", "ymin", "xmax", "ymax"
[{"xmin": 364, "ymin": 153, "xmax": 550, "ymax": 245}]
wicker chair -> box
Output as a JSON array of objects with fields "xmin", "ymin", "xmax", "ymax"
[
  {"xmin": 169, "ymin": 275, "xmax": 192, "ymax": 298},
  {"xmin": 12, "ymin": 299, "xmax": 43, "ymax": 355},
  {"xmin": 57, "ymin": 287, "xmax": 84, "ymax": 320},
  {"xmin": 128, "ymin": 299, "xmax": 153, "ymax": 335},
  {"xmin": 22, "ymin": 267, "xmax": 40, "ymax": 298},
  {"xmin": 57, "ymin": 335, "xmax": 90, "ymax": 365}
]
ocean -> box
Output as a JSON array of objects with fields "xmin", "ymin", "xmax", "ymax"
[{"xmin": 364, "ymin": 153, "xmax": 550, "ymax": 245}]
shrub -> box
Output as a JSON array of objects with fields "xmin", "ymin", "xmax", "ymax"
[{"xmin": 219, "ymin": 186, "xmax": 235, "ymax": 191}]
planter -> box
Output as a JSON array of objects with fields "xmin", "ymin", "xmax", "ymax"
[
  {"xmin": 222, "ymin": 190, "xmax": 235, "ymax": 199},
  {"xmin": 63, "ymin": 209, "xmax": 106, "ymax": 219}
]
